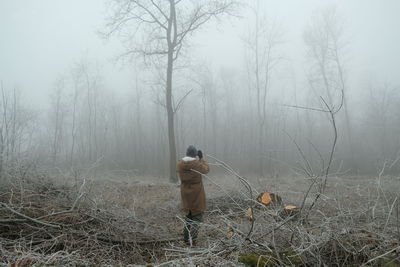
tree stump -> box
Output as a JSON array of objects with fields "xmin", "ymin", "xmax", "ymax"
[
  {"xmin": 256, "ymin": 192, "xmax": 283, "ymax": 208},
  {"xmin": 279, "ymin": 205, "xmax": 300, "ymax": 219}
]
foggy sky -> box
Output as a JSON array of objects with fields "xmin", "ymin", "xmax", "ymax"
[{"xmin": 1, "ymin": 0, "xmax": 399, "ymax": 107}]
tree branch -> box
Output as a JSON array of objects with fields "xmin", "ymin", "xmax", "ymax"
[
  {"xmin": 0, "ymin": 202, "xmax": 61, "ymax": 229},
  {"xmin": 173, "ymin": 89, "xmax": 193, "ymax": 113}
]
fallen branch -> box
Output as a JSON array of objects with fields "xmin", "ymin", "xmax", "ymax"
[
  {"xmin": 0, "ymin": 202, "xmax": 61, "ymax": 229},
  {"xmin": 362, "ymin": 246, "xmax": 400, "ymax": 266}
]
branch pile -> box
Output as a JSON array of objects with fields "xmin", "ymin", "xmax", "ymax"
[
  {"xmin": 1, "ymin": 167, "xmax": 399, "ymax": 266},
  {"xmin": 0, "ymin": 176, "xmax": 178, "ymax": 266}
]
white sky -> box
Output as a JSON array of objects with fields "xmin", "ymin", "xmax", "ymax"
[{"xmin": 0, "ymin": 0, "xmax": 399, "ymax": 107}]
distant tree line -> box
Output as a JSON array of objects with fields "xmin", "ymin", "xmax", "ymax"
[{"xmin": 1, "ymin": 4, "xmax": 399, "ymax": 179}]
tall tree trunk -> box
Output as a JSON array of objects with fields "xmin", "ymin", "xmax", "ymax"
[
  {"xmin": 202, "ymin": 87, "xmax": 207, "ymax": 150},
  {"xmin": 11, "ymin": 89, "xmax": 17, "ymax": 163},
  {"xmin": 335, "ymin": 53, "xmax": 356, "ymax": 171},
  {"xmin": 70, "ymin": 84, "xmax": 78, "ymax": 169},
  {"xmin": 166, "ymin": 49, "xmax": 177, "ymax": 182},
  {"xmin": 254, "ymin": 6, "xmax": 264, "ymax": 177},
  {"xmin": 166, "ymin": 0, "xmax": 178, "ymax": 183},
  {"xmin": 85, "ymin": 71, "xmax": 92, "ymax": 162},
  {"xmin": 135, "ymin": 78, "xmax": 144, "ymax": 172},
  {"xmin": 52, "ymin": 90, "xmax": 61, "ymax": 166},
  {"xmin": 0, "ymin": 82, "xmax": 5, "ymax": 176}
]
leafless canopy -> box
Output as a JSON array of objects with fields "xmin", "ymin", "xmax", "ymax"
[{"xmin": 104, "ymin": 0, "xmax": 238, "ymax": 61}]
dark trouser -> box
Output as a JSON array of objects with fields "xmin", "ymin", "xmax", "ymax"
[{"xmin": 183, "ymin": 211, "xmax": 203, "ymax": 244}]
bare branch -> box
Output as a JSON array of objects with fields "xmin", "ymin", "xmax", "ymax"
[
  {"xmin": 0, "ymin": 202, "xmax": 61, "ymax": 229},
  {"xmin": 173, "ymin": 89, "xmax": 193, "ymax": 113}
]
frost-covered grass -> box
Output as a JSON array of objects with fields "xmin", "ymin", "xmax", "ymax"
[{"xmin": 1, "ymin": 169, "xmax": 399, "ymax": 266}]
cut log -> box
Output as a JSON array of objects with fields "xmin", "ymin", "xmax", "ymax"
[
  {"xmin": 256, "ymin": 192, "xmax": 282, "ymax": 207},
  {"xmin": 244, "ymin": 207, "xmax": 255, "ymax": 221},
  {"xmin": 226, "ymin": 231, "xmax": 234, "ymax": 239},
  {"xmin": 279, "ymin": 205, "xmax": 300, "ymax": 219}
]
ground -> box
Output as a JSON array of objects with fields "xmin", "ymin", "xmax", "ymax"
[{"xmin": 1, "ymin": 169, "xmax": 399, "ymax": 266}]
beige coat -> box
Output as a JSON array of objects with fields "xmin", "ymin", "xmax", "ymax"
[{"xmin": 176, "ymin": 157, "xmax": 209, "ymax": 215}]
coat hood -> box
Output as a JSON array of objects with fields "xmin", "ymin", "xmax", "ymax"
[
  {"xmin": 182, "ymin": 156, "xmax": 196, "ymax": 162},
  {"xmin": 179, "ymin": 157, "xmax": 198, "ymax": 171}
]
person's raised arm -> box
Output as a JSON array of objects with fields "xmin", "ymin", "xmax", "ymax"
[{"xmin": 194, "ymin": 159, "xmax": 209, "ymax": 174}]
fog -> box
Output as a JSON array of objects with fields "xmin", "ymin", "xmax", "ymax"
[{"xmin": 1, "ymin": 0, "xmax": 400, "ymax": 178}]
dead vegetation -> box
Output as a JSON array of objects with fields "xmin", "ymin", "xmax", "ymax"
[{"xmin": 0, "ymin": 165, "xmax": 399, "ymax": 266}]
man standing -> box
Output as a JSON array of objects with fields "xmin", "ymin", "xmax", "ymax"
[{"xmin": 176, "ymin": 145, "xmax": 209, "ymax": 246}]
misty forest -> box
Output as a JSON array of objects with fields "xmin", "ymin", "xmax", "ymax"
[{"xmin": 1, "ymin": 0, "xmax": 399, "ymax": 266}]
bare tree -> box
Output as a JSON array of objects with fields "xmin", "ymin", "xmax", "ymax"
[
  {"xmin": 304, "ymin": 8, "xmax": 355, "ymax": 170},
  {"xmin": 244, "ymin": 0, "xmax": 284, "ymax": 177},
  {"xmin": 69, "ymin": 66, "xmax": 82, "ymax": 169},
  {"xmin": 0, "ymin": 81, "xmax": 6, "ymax": 175},
  {"xmin": 365, "ymin": 83, "xmax": 400, "ymax": 166},
  {"xmin": 194, "ymin": 66, "xmax": 219, "ymax": 157},
  {"xmin": 104, "ymin": 0, "xmax": 237, "ymax": 182},
  {"xmin": 0, "ymin": 84, "xmax": 35, "ymax": 175},
  {"xmin": 82, "ymin": 62, "xmax": 101, "ymax": 163},
  {"xmin": 133, "ymin": 72, "xmax": 145, "ymax": 171},
  {"xmin": 49, "ymin": 77, "xmax": 67, "ymax": 167}
]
